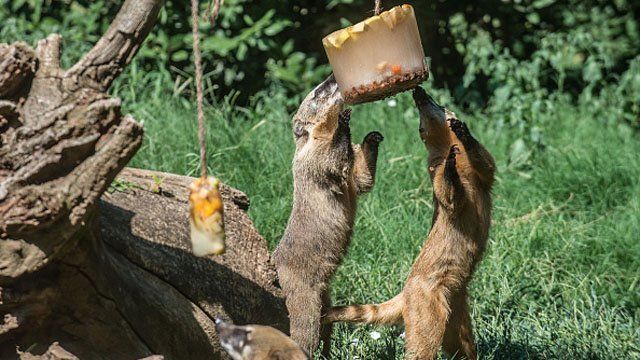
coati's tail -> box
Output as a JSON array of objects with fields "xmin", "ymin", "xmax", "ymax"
[{"xmin": 325, "ymin": 294, "xmax": 404, "ymax": 326}]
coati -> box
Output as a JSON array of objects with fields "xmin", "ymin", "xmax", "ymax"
[
  {"xmin": 215, "ymin": 318, "xmax": 309, "ymax": 360},
  {"xmin": 272, "ymin": 76, "xmax": 384, "ymax": 356},
  {"xmin": 326, "ymin": 87, "xmax": 495, "ymax": 360}
]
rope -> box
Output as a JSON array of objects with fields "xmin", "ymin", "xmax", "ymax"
[
  {"xmin": 191, "ymin": 0, "xmax": 207, "ymax": 178},
  {"xmin": 374, "ymin": 0, "xmax": 381, "ymax": 15},
  {"xmin": 190, "ymin": 0, "xmax": 222, "ymax": 178}
]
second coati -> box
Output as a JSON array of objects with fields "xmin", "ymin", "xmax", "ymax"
[
  {"xmin": 215, "ymin": 318, "xmax": 308, "ymax": 360},
  {"xmin": 326, "ymin": 87, "xmax": 495, "ymax": 360},
  {"xmin": 272, "ymin": 76, "xmax": 384, "ymax": 356}
]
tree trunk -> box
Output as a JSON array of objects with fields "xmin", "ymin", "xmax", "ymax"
[{"xmin": 0, "ymin": 1, "xmax": 287, "ymax": 358}]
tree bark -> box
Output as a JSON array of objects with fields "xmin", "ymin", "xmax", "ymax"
[
  {"xmin": 1, "ymin": 168, "xmax": 287, "ymax": 359},
  {"xmin": 0, "ymin": 0, "xmax": 288, "ymax": 358}
]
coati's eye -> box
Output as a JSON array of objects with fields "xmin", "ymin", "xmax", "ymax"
[{"xmin": 293, "ymin": 122, "xmax": 308, "ymax": 139}]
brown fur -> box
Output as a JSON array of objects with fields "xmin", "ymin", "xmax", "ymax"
[
  {"xmin": 326, "ymin": 87, "xmax": 495, "ymax": 360},
  {"xmin": 216, "ymin": 318, "xmax": 309, "ymax": 360},
  {"xmin": 272, "ymin": 76, "xmax": 383, "ymax": 356}
]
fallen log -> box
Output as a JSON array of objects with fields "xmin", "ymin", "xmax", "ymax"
[{"xmin": 1, "ymin": 168, "xmax": 287, "ymax": 359}]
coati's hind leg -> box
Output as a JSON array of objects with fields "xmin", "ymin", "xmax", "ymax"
[
  {"xmin": 354, "ymin": 131, "xmax": 384, "ymax": 194},
  {"xmin": 433, "ymin": 145, "xmax": 465, "ymax": 213},
  {"xmin": 281, "ymin": 278, "xmax": 323, "ymax": 355},
  {"xmin": 448, "ymin": 118, "xmax": 495, "ymax": 185},
  {"xmin": 403, "ymin": 282, "xmax": 450, "ymax": 360},
  {"xmin": 320, "ymin": 290, "xmax": 333, "ymax": 358},
  {"xmin": 442, "ymin": 292, "xmax": 477, "ymax": 360}
]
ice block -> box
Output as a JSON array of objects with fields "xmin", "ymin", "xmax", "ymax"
[{"xmin": 322, "ymin": 4, "xmax": 428, "ymax": 104}]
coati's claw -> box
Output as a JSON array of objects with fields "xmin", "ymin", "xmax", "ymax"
[
  {"xmin": 339, "ymin": 108, "xmax": 352, "ymax": 125},
  {"xmin": 449, "ymin": 118, "xmax": 472, "ymax": 143},
  {"xmin": 447, "ymin": 145, "xmax": 459, "ymax": 161},
  {"xmin": 450, "ymin": 144, "xmax": 461, "ymax": 156},
  {"xmin": 364, "ymin": 131, "xmax": 384, "ymax": 144}
]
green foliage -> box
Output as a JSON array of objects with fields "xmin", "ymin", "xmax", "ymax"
[
  {"xmin": 447, "ymin": 0, "xmax": 639, "ymax": 168},
  {"xmin": 2, "ymin": 0, "xmax": 638, "ymax": 109},
  {"xmin": 107, "ymin": 178, "xmax": 141, "ymax": 193},
  {"xmin": 0, "ymin": 0, "xmax": 116, "ymax": 67},
  {"xmin": 583, "ymin": 55, "xmax": 640, "ymax": 130}
]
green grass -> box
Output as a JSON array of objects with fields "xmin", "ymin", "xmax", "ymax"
[{"xmin": 124, "ymin": 87, "xmax": 640, "ymax": 359}]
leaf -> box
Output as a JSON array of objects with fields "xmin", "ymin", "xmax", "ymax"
[
  {"xmin": 12, "ymin": 0, "xmax": 27, "ymax": 11},
  {"xmin": 327, "ymin": 0, "xmax": 355, "ymax": 10},
  {"xmin": 339, "ymin": 17, "xmax": 352, "ymax": 28},
  {"xmin": 171, "ymin": 50, "xmax": 189, "ymax": 62},
  {"xmin": 526, "ymin": 12, "xmax": 540, "ymax": 25},
  {"xmin": 532, "ymin": 0, "xmax": 556, "ymax": 9},
  {"xmin": 494, "ymin": 85, "xmax": 512, "ymax": 104},
  {"xmin": 583, "ymin": 58, "xmax": 603, "ymax": 84},
  {"xmin": 282, "ymin": 39, "xmax": 294, "ymax": 55},
  {"xmin": 264, "ymin": 20, "xmax": 290, "ymax": 36},
  {"xmin": 236, "ymin": 43, "xmax": 248, "ymax": 60},
  {"xmin": 32, "ymin": 0, "xmax": 43, "ymax": 23},
  {"xmin": 256, "ymin": 39, "xmax": 268, "ymax": 51}
]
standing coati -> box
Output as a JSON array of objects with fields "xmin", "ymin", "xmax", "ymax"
[
  {"xmin": 326, "ymin": 87, "xmax": 495, "ymax": 360},
  {"xmin": 272, "ymin": 76, "xmax": 384, "ymax": 356},
  {"xmin": 215, "ymin": 318, "xmax": 309, "ymax": 360}
]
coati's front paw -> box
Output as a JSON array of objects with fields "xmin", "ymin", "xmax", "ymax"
[
  {"xmin": 448, "ymin": 117, "xmax": 472, "ymax": 144},
  {"xmin": 339, "ymin": 108, "xmax": 352, "ymax": 126},
  {"xmin": 444, "ymin": 145, "xmax": 460, "ymax": 183},
  {"xmin": 364, "ymin": 131, "xmax": 384, "ymax": 145}
]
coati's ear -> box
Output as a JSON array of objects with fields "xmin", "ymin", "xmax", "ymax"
[
  {"xmin": 293, "ymin": 122, "xmax": 308, "ymax": 139},
  {"xmin": 312, "ymin": 74, "xmax": 338, "ymax": 100}
]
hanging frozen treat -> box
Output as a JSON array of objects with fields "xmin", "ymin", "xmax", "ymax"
[
  {"xmin": 189, "ymin": 176, "xmax": 225, "ymax": 256},
  {"xmin": 323, "ymin": 4, "xmax": 428, "ymax": 104}
]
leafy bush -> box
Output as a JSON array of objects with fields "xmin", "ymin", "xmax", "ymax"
[
  {"xmin": 1, "ymin": 0, "xmax": 638, "ymax": 115},
  {"xmin": 446, "ymin": 0, "xmax": 639, "ymax": 168}
]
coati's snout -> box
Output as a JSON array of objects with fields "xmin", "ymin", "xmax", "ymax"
[
  {"xmin": 412, "ymin": 87, "xmax": 456, "ymax": 155},
  {"xmin": 413, "ymin": 87, "xmax": 446, "ymax": 135},
  {"xmin": 293, "ymin": 75, "xmax": 345, "ymax": 145}
]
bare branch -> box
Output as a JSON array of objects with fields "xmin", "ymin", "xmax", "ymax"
[
  {"xmin": 67, "ymin": 0, "xmax": 164, "ymax": 92},
  {"xmin": 0, "ymin": 116, "xmax": 143, "ymax": 239},
  {"xmin": 34, "ymin": 34, "xmax": 62, "ymax": 77}
]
